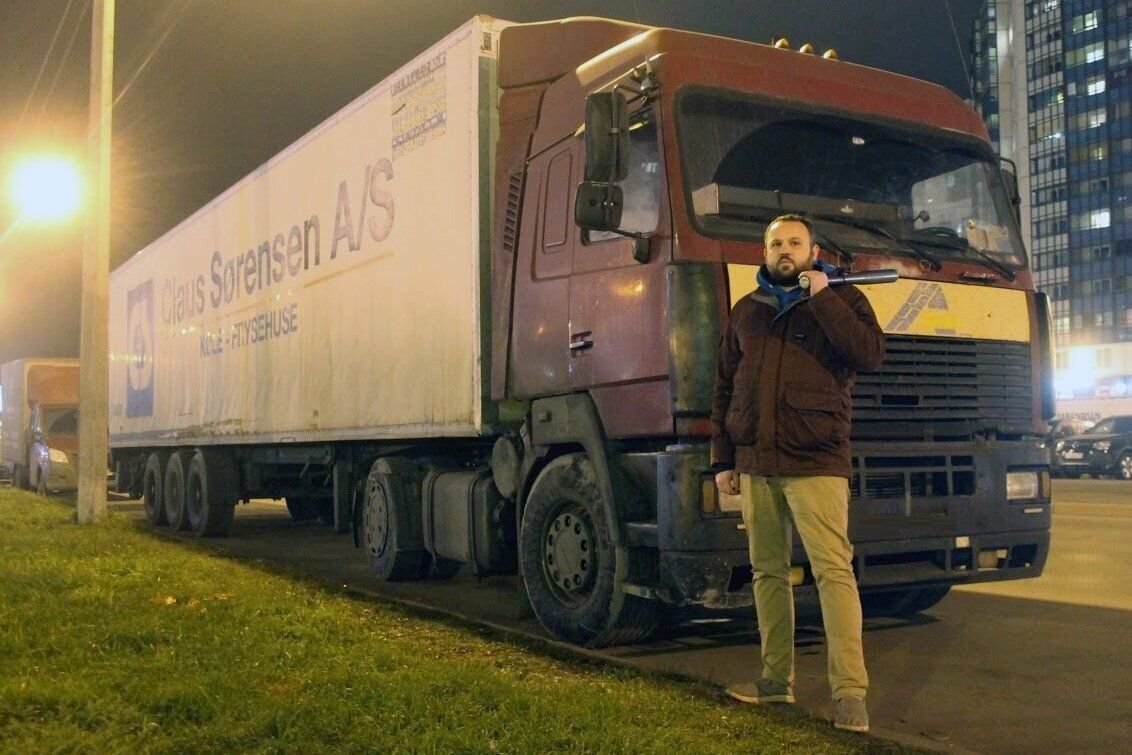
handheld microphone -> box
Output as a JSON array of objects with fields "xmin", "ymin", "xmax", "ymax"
[{"xmin": 799, "ymin": 268, "xmax": 899, "ymax": 289}]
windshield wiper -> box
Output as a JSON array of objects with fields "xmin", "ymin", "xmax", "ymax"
[
  {"xmin": 909, "ymin": 229, "xmax": 1017, "ymax": 281},
  {"xmin": 813, "ymin": 214, "xmax": 942, "ymax": 271}
]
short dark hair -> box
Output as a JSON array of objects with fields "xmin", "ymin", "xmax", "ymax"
[{"xmin": 764, "ymin": 213, "xmax": 815, "ymax": 244}]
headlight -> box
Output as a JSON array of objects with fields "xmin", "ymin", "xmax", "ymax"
[
  {"xmin": 1006, "ymin": 471, "xmax": 1040, "ymax": 500},
  {"xmin": 1055, "ymin": 440, "xmax": 1065, "ymax": 453},
  {"xmin": 47, "ymin": 448, "xmax": 70, "ymax": 464},
  {"xmin": 1093, "ymin": 441, "xmax": 1111, "ymax": 454}
]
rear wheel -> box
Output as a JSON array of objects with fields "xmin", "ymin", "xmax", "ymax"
[
  {"xmin": 163, "ymin": 452, "xmax": 191, "ymax": 531},
  {"xmin": 519, "ymin": 453, "xmax": 657, "ymax": 647},
  {"xmin": 359, "ymin": 458, "xmax": 428, "ymax": 581},
  {"xmin": 185, "ymin": 449, "xmax": 238, "ymax": 537},
  {"xmin": 143, "ymin": 452, "xmax": 169, "ymax": 526},
  {"xmin": 861, "ymin": 585, "xmax": 951, "ymax": 618}
]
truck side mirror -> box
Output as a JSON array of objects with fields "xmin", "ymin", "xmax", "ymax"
[
  {"xmin": 584, "ymin": 92, "xmax": 629, "ymax": 182},
  {"xmin": 574, "ymin": 181, "xmax": 624, "ymax": 230}
]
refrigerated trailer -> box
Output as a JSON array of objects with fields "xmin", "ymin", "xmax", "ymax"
[{"xmin": 111, "ymin": 16, "xmax": 1053, "ymax": 646}]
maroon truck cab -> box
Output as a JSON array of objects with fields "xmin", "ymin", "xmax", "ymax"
[{"xmin": 488, "ymin": 18, "xmax": 1051, "ymax": 645}]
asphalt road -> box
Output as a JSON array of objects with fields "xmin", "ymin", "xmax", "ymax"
[{"xmin": 112, "ymin": 478, "xmax": 1132, "ymax": 754}]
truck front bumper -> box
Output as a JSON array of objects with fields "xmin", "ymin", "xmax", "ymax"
[{"xmin": 624, "ymin": 438, "xmax": 1051, "ymax": 608}]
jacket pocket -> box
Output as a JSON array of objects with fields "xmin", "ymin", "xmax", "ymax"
[
  {"xmin": 781, "ymin": 386, "xmax": 846, "ymax": 453},
  {"xmin": 725, "ymin": 390, "xmax": 757, "ymax": 445}
]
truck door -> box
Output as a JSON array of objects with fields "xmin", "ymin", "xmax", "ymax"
[
  {"xmin": 568, "ymin": 116, "xmax": 668, "ymax": 398},
  {"xmin": 508, "ymin": 147, "xmax": 576, "ymax": 397}
]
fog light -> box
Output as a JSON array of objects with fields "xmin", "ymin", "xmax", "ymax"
[
  {"xmin": 1006, "ymin": 470, "xmax": 1039, "ymax": 500},
  {"xmin": 978, "ymin": 548, "xmax": 1008, "ymax": 569}
]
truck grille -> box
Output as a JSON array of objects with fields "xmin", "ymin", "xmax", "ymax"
[
  {"xmin": 850, "ymin": 453, "xmax": 974, "ymax": 507},
  {"xmin": 851, "ymin": 336, "xmax": 1033, "ymax": 441}
]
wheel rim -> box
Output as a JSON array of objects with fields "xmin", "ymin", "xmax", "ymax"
[
  {"xmin": 364, "ymin": 480, "xmax": 390, "ymax": 557},
  {"xmin": 187, "ymin": 477, "xmax": 203, "ymax": 525},
  {"xmin": 166, "ymin": 476, "xmax": 182, "ymax": 521},
  {"xmin": 144, "ymin": 472, "xmax": 159, "ymax": 518},
  {"xmin": 542, "ymin": 502, "xmax": 597, "ymax": 607},
  {"xmin": 1121, "ymin": 454, "xmax": 1132, "ymax": 480}
]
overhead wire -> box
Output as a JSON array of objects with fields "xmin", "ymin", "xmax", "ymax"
[
  {"xmin": 36, "ymin": 0, "xmax": 93, "ymax": 124},
  {"xmin": 945, "ymin": 0, "xmax": 976, "ymax": 101},
  {"xmin": 18, "ymin": 0, "xmax": 86, "ymax": 129}
]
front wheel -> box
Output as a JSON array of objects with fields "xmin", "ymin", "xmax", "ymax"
[
  {"xmin": 1118, "ymin": 452, "xmax": 1132, "ymax": 481},
  {"xmin": 519, "ymin": 453, "xmax": 656, "ymax": 647}
]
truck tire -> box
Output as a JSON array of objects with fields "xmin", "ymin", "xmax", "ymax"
[
  {"xmin": 519, "ymin": 453, "xmax": 657, "ymax": 647},
  {"xmin": 359, "ymin": 458, "xmax": 427, "ymax": 581},
  {"xmin": 143, "ymin": 452, "xmax": 169, "ymax": 526},
  {"xmin": 861, "ymin": 585, "xmax": 951, "ymax": 618},
  {"xmin": 185, "ymin": 449, "xmax": 238, "ymax": 537},
  {"xmin": 163, "ymin": 451, "xmax": 191, "ymax": 531}
]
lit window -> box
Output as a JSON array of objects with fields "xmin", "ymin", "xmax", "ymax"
[
  {"xmin": 1089, "ymin": 209, "xmax": 1111, "ymax": 228},
  {"xmin": 1087, "ymin": 77, "xmax": 1106, "ymax": 96},
  {"xmin": 1072, "ymin": 11, "xmax": 1099, "ymax": 33}
]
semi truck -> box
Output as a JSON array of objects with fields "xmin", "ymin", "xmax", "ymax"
[
  {"xmin": 1, "ymin": 358, "xmax": 81, "ymax": 493},
  {"xmin": 110, "ymin": 16, "xmax": 1053, "ymax": 646}
]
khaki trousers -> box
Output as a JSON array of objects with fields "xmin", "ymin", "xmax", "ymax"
[{"xmin": 738, "ymin": 474, "xmax": 868, "ymax": 700}]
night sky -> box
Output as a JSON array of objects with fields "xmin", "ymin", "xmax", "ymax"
[{"xmin": 0, "ymin": 0, "xmax": 985, "ymax": 363}]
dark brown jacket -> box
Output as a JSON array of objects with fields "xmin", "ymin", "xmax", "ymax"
[{"xmin": 711, "ymin": 279, "xmax": 885, "ymax": 479}]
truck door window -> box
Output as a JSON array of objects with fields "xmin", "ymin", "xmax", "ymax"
[{"xmin": 586, "ymin": 117, "xmax": 660, "ymax": 243}]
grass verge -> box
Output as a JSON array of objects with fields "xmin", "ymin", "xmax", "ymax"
[{"xmin": 0, "ymin": 490, "xmax": 910, "ymax": 753}]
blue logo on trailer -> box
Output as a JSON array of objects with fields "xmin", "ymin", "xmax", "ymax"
[{"xmin": 126, "ymin": 280, "xmax": 154, "ymax": 418}]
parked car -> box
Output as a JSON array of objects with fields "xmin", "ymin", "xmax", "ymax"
[
  {"xmin": 1046, "ymin": 417, "xmax": 1094, "ymax": 477},
  {"xmin": 1054, "ymin": 415, "xmax": 1132, "ymax": 480}
]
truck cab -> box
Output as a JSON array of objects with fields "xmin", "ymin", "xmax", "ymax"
[{"xmin": 490, "ymin": 18, "xmax": 1051, "ymax": 643}]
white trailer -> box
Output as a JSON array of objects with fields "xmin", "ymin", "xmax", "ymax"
[
  {"xmin": 110, "ymin": 18, "xmax": 517, "ymax": 543},
  {"xmin": 110, "ymin": 17, "xmax": 506, "ymax": 452}
]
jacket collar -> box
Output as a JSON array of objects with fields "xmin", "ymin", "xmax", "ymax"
[{"xmin": 755, "ymin": 260, "xmax": 839, "ymax": 312}]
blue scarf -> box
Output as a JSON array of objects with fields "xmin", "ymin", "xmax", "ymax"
[{"xmin": 756, "ymin": 260, "xmax": 839, "ymax": 311}]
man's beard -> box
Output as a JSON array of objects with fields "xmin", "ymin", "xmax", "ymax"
[{"xmin": 767, "ymin": 255, "xmax": 813, "ymax": 286}]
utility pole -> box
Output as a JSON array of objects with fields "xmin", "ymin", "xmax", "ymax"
[{"xmin": 77, "ymin": 0, "xmax": 114, "ymax": 524}]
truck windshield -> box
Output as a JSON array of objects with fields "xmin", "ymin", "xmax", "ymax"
[{"xmin": 676, "ymin": 88, "xmax": 1027, "ymax": 268}]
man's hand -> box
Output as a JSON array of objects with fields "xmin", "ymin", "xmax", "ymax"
[
  {"xmin": 799, "ymin": 269, "xmax": 829, "ymax": 294},
  {"xmin": 715, "ymin": 469, "xmax": 739, "ymax": 495}
]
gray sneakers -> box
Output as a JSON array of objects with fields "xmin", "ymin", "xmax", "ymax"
[
  {"xmin": 834, "ymin": 696, "xmax": 869, "ymax": 733},
  {"xmin": 725, "ymin": 678, "xmax": 796, "ymax": 704}
]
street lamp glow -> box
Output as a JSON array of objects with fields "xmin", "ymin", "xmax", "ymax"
[{"xmin": 9, "ymin": 156, "xmax": 83, "ymax": 223}]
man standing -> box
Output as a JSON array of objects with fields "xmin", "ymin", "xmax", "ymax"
[{"xmin": 712, "ymin": 214, "xmax": 884, "ymax": 733}]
